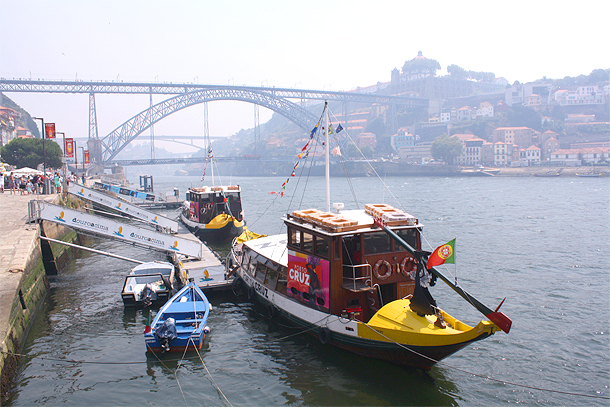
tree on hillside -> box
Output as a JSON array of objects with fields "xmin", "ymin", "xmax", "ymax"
[
  {"xmin": 0, "ymin": 138, "xmax": 63, "ymax": 169},
  {"xmin": 588, "ymin": 69, "xmax": 610, "ymax": 84},
  {"xmin": 366, "ymin": 116, "xmax": 385, "ymax": 137},
  {"xmin": 553, "ymin": 68, "xmax": 610, "ymax": 87},
  {"xmin": 508, "ymin": 105, "xmax": 541, "ymax": 131},
  {"xmin": 431, "ymin": 135, "xmax": 463, "ymax": 164},
  {"xmin": 447, "ymin": 64, "xmax": 467, "ymax": 79},
  {"xmin": 447, "ymin": 65, "xmax": 496, "ymax": 82}
]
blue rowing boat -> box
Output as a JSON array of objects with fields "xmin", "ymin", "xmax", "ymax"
[{"xmin": 144, "ymin": 280, "xmax": 211, "ymax": 353}]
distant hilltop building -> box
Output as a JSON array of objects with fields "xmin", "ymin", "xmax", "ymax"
[{"xmin": 395, "ymin": 51, "xmax": 440, "ymax": 82}]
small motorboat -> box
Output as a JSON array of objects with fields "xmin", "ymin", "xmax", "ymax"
[
  {"xmin": 121, "ymin": 261, "xmax": 176, "ymax": 307},
  {"xmin": 144, "ymin": 280, "xmax": 211, "ymax": 353}
]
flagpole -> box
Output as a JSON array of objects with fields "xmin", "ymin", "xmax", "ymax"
[
  {"xmin": 373, "ymin": 218, "xmax": 512, "ymax": 333},
  {"xmin": 324, "ymin": 101, "xmax": 330, "ymax": 212}
]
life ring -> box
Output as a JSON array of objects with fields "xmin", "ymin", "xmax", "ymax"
[
  {"xmin": 200, "ymin": 203, "xmax": 213, "ymax": 215},
  {"xmin": 373, "ymin": 259, "xmax": 392, "ymax": 280},
  {"xmin": 318, "ymin": 327, "xmax": 331, "ymax": 344},
  {"xmin": 400, "ymin": 256, "xmax": 417, "ymax": 279},
  {"xmin": 247, "ymin": 285, "xmax": 255, "ymax": 300}
]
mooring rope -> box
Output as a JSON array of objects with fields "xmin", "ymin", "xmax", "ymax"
[
  {"xmin": 358, "ymin": 321, "xmax": 609, "ymax": 401},
  {"xmin": 146, "ymin": 342, "xmax": 188, "ymax": 405},
  {"xmin": 3, "ymin": 314, "xmax": 607, "ymax": 402},
  {"xmin": 190, "ymin": 337, "xmax": 233, "ymax": 407}
]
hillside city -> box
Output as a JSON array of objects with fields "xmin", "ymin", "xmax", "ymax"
[
  {"xmin": 1, "ymin": 52, "xmax": 609, "ymax": 171},
  {"xmin": 244, "ymin": 52, "xmax": 609, "ymax": 169}
]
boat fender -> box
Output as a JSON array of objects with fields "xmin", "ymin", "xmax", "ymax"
[
  {"xmin": 400, "ymin": 256, "xmax": 417, "ymax": 279},
  {"xmin": 209, "ymin": 303, "xmax": 213, "ymax": 311},
  {"xmin": 318, "ymin": 327, "xmax": 331, "ymax": 345},
  {"xmin": 247, "ymin": 285, "xmax": 255, "ymax": 299},
  {"xmin": 203, "ymin": 326, "xmax": 210, "ymax": 334},
  {"xmin": 373, "ymin": 259, "xmax": 392, "ymax": 280}
]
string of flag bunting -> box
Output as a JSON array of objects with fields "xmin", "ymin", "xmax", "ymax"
[
  {"xmin": 269, "ymin": 111, "xmax": 343, "ymax": 197},
  {"xmin": 201, "ymin": 144, "xmax": 214, "ymax": 182}
]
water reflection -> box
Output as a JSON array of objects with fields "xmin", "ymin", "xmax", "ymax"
[
  {"xmin": 9, "ymin": 176, "xmax": 609, "ymax": 405},
  {"xmin": 213, "ymin": 292, "xmax": 460, "ymax": 406}
]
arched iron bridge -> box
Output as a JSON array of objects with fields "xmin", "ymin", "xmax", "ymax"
[{"xmin": 0, "ymin": 79, "xmax": 429, "ymax": 165}]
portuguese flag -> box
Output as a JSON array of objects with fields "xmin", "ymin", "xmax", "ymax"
[
  {"xmin": 144, "ymin": 310, "xmax": 152, "ymax": 334},
  {"xmin": 426, "ymin": 239, "xmax": 455, "ymax": 269}
]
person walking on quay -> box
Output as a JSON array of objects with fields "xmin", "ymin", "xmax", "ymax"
[
  {"xmin": 53, "ymin": 172, "xmax": 61, "ymax": 194},
  {"xmin": 19, "ymin": 176, "xmax": 26, "ymax": 195},
  {"xmin": 8, "ymin": 173, "xmax": 15, "ymax": 194},
  {"xmin": 0, "ymin": 172, "xmax": 4, "ymax": 193},
  {"xmin": 26, "ymin": 177, "xmax": 33, "ymax": 194},
  {"xmin": 32, "ymin": 174, "xmax": 39, "ymax": 194},
  {"xmin": 38, "ymin": 174, "xmax": 45, "ymax": 194}
]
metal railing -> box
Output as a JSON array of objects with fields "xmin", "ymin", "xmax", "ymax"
[{"xmin": 342, "ymin": 263, "xmax": 372, "ymax": 292}]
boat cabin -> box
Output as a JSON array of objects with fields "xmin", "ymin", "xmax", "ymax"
[
  {"xmin": 241, "ymin": 204, "xmax": 422, "ymax": 322},
  {"xmin": 184, "ymin": 185, "xmax": 243, "ymax": 224}
]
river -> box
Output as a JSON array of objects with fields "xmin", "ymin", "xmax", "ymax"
[{"xmin": 6, "ymin": 174, "xmax": 610, "ymax": 406}]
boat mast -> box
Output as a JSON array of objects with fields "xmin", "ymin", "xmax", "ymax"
[
  {"xmin": 204, "ymin": 101, "xmax": 215, "ymax": 186},
  {"xmin": 324, "ymin": 101, "xmax": 330, "ymax": 212}
]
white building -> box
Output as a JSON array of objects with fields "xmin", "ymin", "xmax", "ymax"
[
  {"xmin": 521, "ymin": 145, "xmax": 541, "ymax": 166},
  {"xmin": 553, "ymin": 85, "xmax": 608, "ymax": 106},
  {"xmin": 476, "ymin": 101, "xmax": 494, "ymax": 118}
]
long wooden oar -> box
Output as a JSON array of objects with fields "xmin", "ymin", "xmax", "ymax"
[{"xmin": 374, "ymin": 219, "xmax": 512, "ymax": 333}]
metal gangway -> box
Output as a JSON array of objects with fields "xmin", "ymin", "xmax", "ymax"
[
  {"xmin": 67, "ymin": 184, "xmax": 179, "ymax": 233},
  {"xmin": 29, "ymin": 199, "xmax": 230, "ymax": 290}
]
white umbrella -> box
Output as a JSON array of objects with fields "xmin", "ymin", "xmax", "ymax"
[{"xmin": 12, "ymin": 167, "xmax": 44, "ymax": 176}]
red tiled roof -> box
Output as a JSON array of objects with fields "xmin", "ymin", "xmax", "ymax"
[{"xmin": 494, "ymin": 127, "xmax": 532, "ymax": 131}]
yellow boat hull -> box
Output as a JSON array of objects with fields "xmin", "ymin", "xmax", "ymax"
[
  {"xmin": 331, "ymin": 299, "xmax": 500, "ymax": 369},
  {"xmin": 182, "ymin": 213, "xmax": 243, "ymax": 243}
]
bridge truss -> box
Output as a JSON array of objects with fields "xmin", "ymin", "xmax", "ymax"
[
  {"xmin": 0, "ymin": 79, "xmax": 429, "ymax": 165},
  {"xmin": 101, "ymin": 88, "xmax": 320, "ymax": 162}
]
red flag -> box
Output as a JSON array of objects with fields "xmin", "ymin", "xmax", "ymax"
[
  {"xmin": 426, "ymin": 239, "xmax": 456, "ymax": 269},
  {"xmin": 84, "ymin": 150, "xmax": 90, "ymax": 164},
  {"xmin": 144, "ymin": 311, "xmax": 152, "ymax": 334}
]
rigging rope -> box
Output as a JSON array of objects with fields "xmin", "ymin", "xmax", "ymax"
[{"xmin": 4, "ymin": 338, "xmax": 606, "ymax": 401}]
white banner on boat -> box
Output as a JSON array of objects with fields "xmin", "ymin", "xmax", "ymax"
[
  {"xmin": 39, "ymin": 203, "xmax": 201, "ymax": 258},
  {"xmin": 67, "ymin": 184, "xmax": 179, "ymax": 232}
]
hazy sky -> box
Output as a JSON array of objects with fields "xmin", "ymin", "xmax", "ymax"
[{"xmin": 1, "ymin": 0, "xmax": 608, "ymax": 153}]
